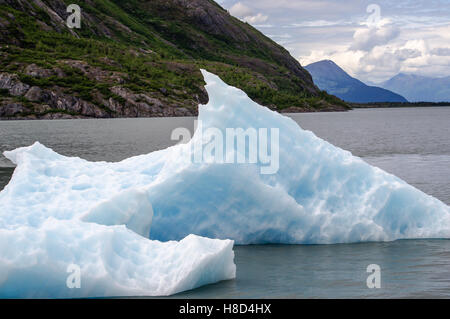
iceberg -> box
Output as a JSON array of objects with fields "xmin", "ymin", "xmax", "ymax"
[
  {"xmin": 0, "ymin": 225, "xmax": 235, "ymax": 298},
  {"xmin": 1, "ymin": 69, "xmax": 450, "ymax": 297}
]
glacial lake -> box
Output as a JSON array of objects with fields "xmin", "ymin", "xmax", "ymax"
[{"xmin": 1, "ymin": 107, "xmax": 450, "ymax": 298}]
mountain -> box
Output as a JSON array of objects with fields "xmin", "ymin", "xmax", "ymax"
[
  {"xmin": 0, "ymin": 0, "xmax": 348, "ymax": 119},
  {"xmin": 381, "ymin": 73, "xmax": 450, "ymax": 102},
  {"xmin": 305, "ymin": 60, "xmax": 408, "ymax": 103}
]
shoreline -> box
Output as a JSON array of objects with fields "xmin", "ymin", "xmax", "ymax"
[
  {"xmin": 350, "ymin": 102, "xmax": 450, "ymax": 109},
  {"xmin": 0, "ymin": 107, "xmax": 350, "ymax": 121},
  {"xmin": 1, "ymin": 103, "xmax": 449, "ymax": 121}
]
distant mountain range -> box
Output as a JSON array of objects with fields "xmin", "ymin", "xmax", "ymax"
[
  {"xmin": 305, "ymin": 60, "xmax": 408, "ymax": 103},
  {"xmin": 380, "ymin": 74, "xmax": 450, "ymax": 102}
]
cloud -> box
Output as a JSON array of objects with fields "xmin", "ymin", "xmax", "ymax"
[
  {"xmin": 300, "ymin": 49, "xmax": 364, "ymax": 74},
  {"xmin": 288, "ymin": 20, "xmax": 354, "ymax": 28},
  {"xmin": 395, "ymin": 48, "xmax": 422, "ymax": 60},
  {"xmin": 354, "ymin": 40, "xmax": 432, "ymax": 82},
  {"xmin": 350, "ymin": 25, "xmax": 400, "ymax": 51},
  {"xmin": 300, "ymin": 39, "xmax": 434, "ymax": 83},
  {"xmin": 251, "ymin": 24, "xmax": 274, "ymax": 28},
  {"xmin": 229, "ymin": 2, "xmax": 253, "ymax": 17},
  {"xmin": 225, "ymin": 0, "xmax": 450, "ymax": 81},
  {"xmin": 243, "ymin": 13, "xmax": 268, "ymax": 24},
  {"xmin": 249, "ymin": 0, "xmax": 358, "ymax": 14},
  {"xmin": 229, "ymin": 2, "xmax": 268, "ymax": 24}
]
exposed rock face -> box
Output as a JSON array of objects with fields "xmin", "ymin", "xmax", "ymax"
[
  {"xmin": 0, "ymin": 102, "xmax": 24, "ymax": 117},
  {"xmin": 24, "ymin": 64, "xmax": 63, "ymax": 78},
  {"xmin": 0, "ymin": 70, "xmax": 197, "ymax": 119},
  {"xmin": 0, "ymin": 72, "xmax": 103, "ymax": 119},
  {"xmin": 24, "ymin": 86, "xmax": 42, "ymax": 101},
  {"xmin": 0, "ymin": 0, "xmax": 348, "ymax": 119},
  {"xmin": 0, "ymin": 73, "xmax": 30, "ymax": 96}
]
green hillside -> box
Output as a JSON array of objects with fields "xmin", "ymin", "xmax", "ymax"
[{"xmin": 0, "ymin": 0, "xmax": 349, "ymax": 119}]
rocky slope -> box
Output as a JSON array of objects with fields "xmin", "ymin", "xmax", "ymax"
[{"xmin": 0, "ymin": 0, "xmax": 348, "ymax": 119}]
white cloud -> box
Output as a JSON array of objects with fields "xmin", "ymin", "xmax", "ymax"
[
  {"xmin": 224, "ymin": 0, "xmax": 450, "ymax": 81},
  {"xmin": 351, "ymin": 39, "xmax": 441, "ymax": 82},
  {"xmin": 300, "ymin": 37, "xmax": 443, "ymax": 83},
  {"xmin": 229, "ymin": 2, "xmax": 268, "ymax": 25},
  {"xmin": 288, "ymin": 20, "xmax": 353, "ymax": 27},
  {"xmin": 267, "ymin": 33, "xmax": 292, "ymax": 40},
  {"xmin": 395, "ymin": 48, "xmax": 422, "ymax": 61},
  {"xmin": 249, "ymin": 0, "xmax": 357, "ymax": 14},
  {"xmin": 350, "ymin": 25, "xmax": 400, "ymax": 51},
  {"xmin": 243, "ymin": 13, "xmax": 268, "ymax": 24},
  {"xmin": 300, "ymin": 48, "xmax": 365, "ymax": 76},
  {"xmin": 252, "ymin": 24, "xmax": 274, "ymax": 28},
  {"xmin": 229, "ymin": 2, "xmax": 253, "ymax": 17}
]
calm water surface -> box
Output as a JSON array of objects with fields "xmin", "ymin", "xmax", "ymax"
[{"xmin": 1, "ymin": 107, "xmax": 449, "ymax": 298}]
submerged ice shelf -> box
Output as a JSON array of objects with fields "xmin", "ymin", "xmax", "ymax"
[{"xmin": 1, "ymin": 70, "xmax": 450, "ymax": 297}]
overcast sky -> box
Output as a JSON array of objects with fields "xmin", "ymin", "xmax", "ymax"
[{"xmin": 217, "ymin": 0, "xmax": 450, "ymax": 84}]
